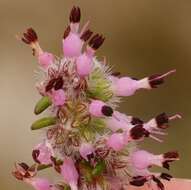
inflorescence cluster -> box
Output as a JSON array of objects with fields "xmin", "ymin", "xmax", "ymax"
[{"xmin": 13, "ymin": 6, "xmax": 181, "ymax": 190}]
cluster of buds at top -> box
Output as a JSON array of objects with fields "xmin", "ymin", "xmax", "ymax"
[{"xmin": 13, "ymin": 6, "xmax": 182, "ymax": 190}]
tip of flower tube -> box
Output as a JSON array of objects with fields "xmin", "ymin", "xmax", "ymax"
[
  {"xmin": 101, "ymin": 105, "xmax": 113, "ymax": 117},
  {"xmin": 69, "ymin": 6, "xmax": 81, "ymax": 23}
]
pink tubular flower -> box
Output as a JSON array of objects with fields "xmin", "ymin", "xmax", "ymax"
[
  {"xmin": 32, "ymin": 142, "xmax": 53, "ymax": 165},
  {"xmin": 62, "ymin": 6, "xmax": 92, "ymax": 58},
  {"xmin": 62, "ymin": 6, "xmax": 82, "ymax": 57},
  {"xmin": 76, "ymin": 34, "xmax": 105, "ymax": 77},
  {"xmin": 107, "ymin": 133, "xmax": 126, "ymax": 151},
  {"xmin": 79, "ymin": 142, "xmax": 94, "ymax": 161},
  {"xmin": 130, "ymin": 150, "xmax": 179, "ymax": 170},
  {"xmin": 25, "ymin": 178, "xmax": 52, "ymax": 190},
  {"xmin": 38, "ymin": 52, "xmax": 54, "ymax": 69},
  {"xmin": 89, "ymin": 100, "xmax": 113, "ymax": 117},
  {"xmin": 60, "ymin": 158, "xmax": 79, "ymax": 190},
  {"xmin": 111, "ymin": 70, "xmax": 176, "ymax": 97},
  {"xmin": 51, "ymin": 89, "xmax": 66, "ymax": 106},
  {"xmin": 14, "ymin": 6, "xmax": 184, "ymax": 190},
  {"xmin": 21, "ymin": 28, "xmax": 54, "ymax": 69},
  {"xmin": 105, "ymin": 111, "xmax": 136, "ymax": 131}
]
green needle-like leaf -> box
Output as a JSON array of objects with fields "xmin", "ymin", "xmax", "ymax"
[
  {"xmin": 31, "ymin": 117, "xmax": 57, "ymax": 130},
  {"xmin": 34, "ymin": 96, "xmax": 52, "ymax": 115}
]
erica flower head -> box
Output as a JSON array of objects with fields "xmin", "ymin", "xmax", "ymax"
[{"xmin": 13, "ymin": 6, "xmax": 184, "ymax": 190}]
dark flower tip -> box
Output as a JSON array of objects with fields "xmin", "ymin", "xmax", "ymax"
[
  {"xmin": 156, "ymin": 112, "xmax": 169, "ymax": 128},
  {"xmin": 130, "ymin": 125, "xmax": 149, "ymax": 140},
  {"xmin": 131, "ymin": 117, "xmax": 144, "ymax": 125},
  {"xmin": 101, "ymin": 105, "xmax": 113, "ymax": 117},
  {"xmin": 88, "ymin": 34, "xmax": 105, "ymax": 50},
  {"xmin": 63, "ymin": 25, "xmax": 71, "ymax": 39},
  {"xmin": 12, "ymin": 171, "xmax": 23, "ymax": 181},
  {"xmin": 160, "ymin": 173, "xmax": 173, "ymax": 181},
  {"xmin": 80, "ymin": 29, "xmax": 93, "ymax": 42},
  {"xmin": 111, "ymin": 71, "xmax": 121, "ymax": 76},
  {"xmin": 32, "ymin": 149, "xmax": 40, "ymax": 164},
  {"xmin": 45, "ymin": 77, "xmax": 64, "ymax": 92},
  {"xmin": 163, "ymin": 151, "xmax": 179, "ymax": 170},
  {"xmin": 149, "ymin": 74, "xmax": 164, "ymax": 88},
  {"xmin": 152, "ymin": 176, "xmax": 165, "ymax": 190},
  {"xmin": 164, "ymin": 151, "xmax": 179, "ymax": 159},
  {"xmin": 69, "ymin": 6, "xmax": 81, "ymax": 23},
  {"xmin": 21, "ymin": 28, "xmax": 38, "ymax": 44},
  {"xmin": 19, "ymin": 162, "xmax": 30, "ymax": 171},
  {"xmin": 130, "ymin": 176, "xmax": 147, "ymax": 187}
]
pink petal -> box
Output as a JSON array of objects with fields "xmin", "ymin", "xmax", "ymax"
[
  {"xmin": 107, "ymin": 133, "xmax": 125, "ymax": 151},
  {"xmin": 89, "ymin": 100, "xmax": 105, "ymax": 117},
  {"xmin": 130, "ymin": 150, "xmax": 154, "ymax": 170},
  {"xmin": 76, "ymin": 53, "xmax": 92, "ymax": 77},
  {"xmin": 51, "ymin": 89, "xmax": 66, "ymax": 106},
  {"xmin": 33, "ymin": 142, "xmax": 53, "ymax": 165},
  {"xmin": 38, "ymin": 52, "xmax": 54, "ymax": 69},
  {"xmin": 79, "ymin": 143, "xmax": 94, "ymax": 161},
  {"xmin": 115, "ymin": 77, "xmax": 138, "ymax": 96},
  {"xmin": 26, "ymin": 178, "xmax": 52, "ymax": 190},
  {"xmin": 60, "ymin": 158, "xmax": 79, "ymax": 189},
  {"xmin": 63, "ymin": 33, "xmax": 83, "ymax": 57},
  {"xmin": 106, "ymin": 111, "xmax": 132, "ymax": 131}
]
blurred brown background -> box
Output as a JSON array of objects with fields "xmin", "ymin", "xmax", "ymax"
[{"xmin": 0, "ymin": 0, "xmax": 191, "ymax": 189}]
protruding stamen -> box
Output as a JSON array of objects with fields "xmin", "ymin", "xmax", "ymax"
[
  {"xmin": 79, "ymin": 21, "xmax": 90, "ymax": 36},
  {"xmin": 149, "ymin": 134, "xmax": 163, "ymax": 143},
  {"xmin": 169, "ymin": 113, "xmax": 182, "ymax": 121},
  {"xmin": 149, "ymin": 69, "xmax": 176, "ymax": 88},
  {"xmin": 152, "ymin": 176, "xmax": 164, "ymax": 190},
  {"xmin": 150, "ymin": 130, "xmax": 167, "ymax": 136},
  {"xmin": 80, "ymin": 29, "xmax": 93, "ymax": 42},
  {"xmin": 69, "ymin": 6, "xmax": 81, "ymax": 23},
  {"xmin": 160, "ymin": 173, "xmax": 173, "ymax": 181}
]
